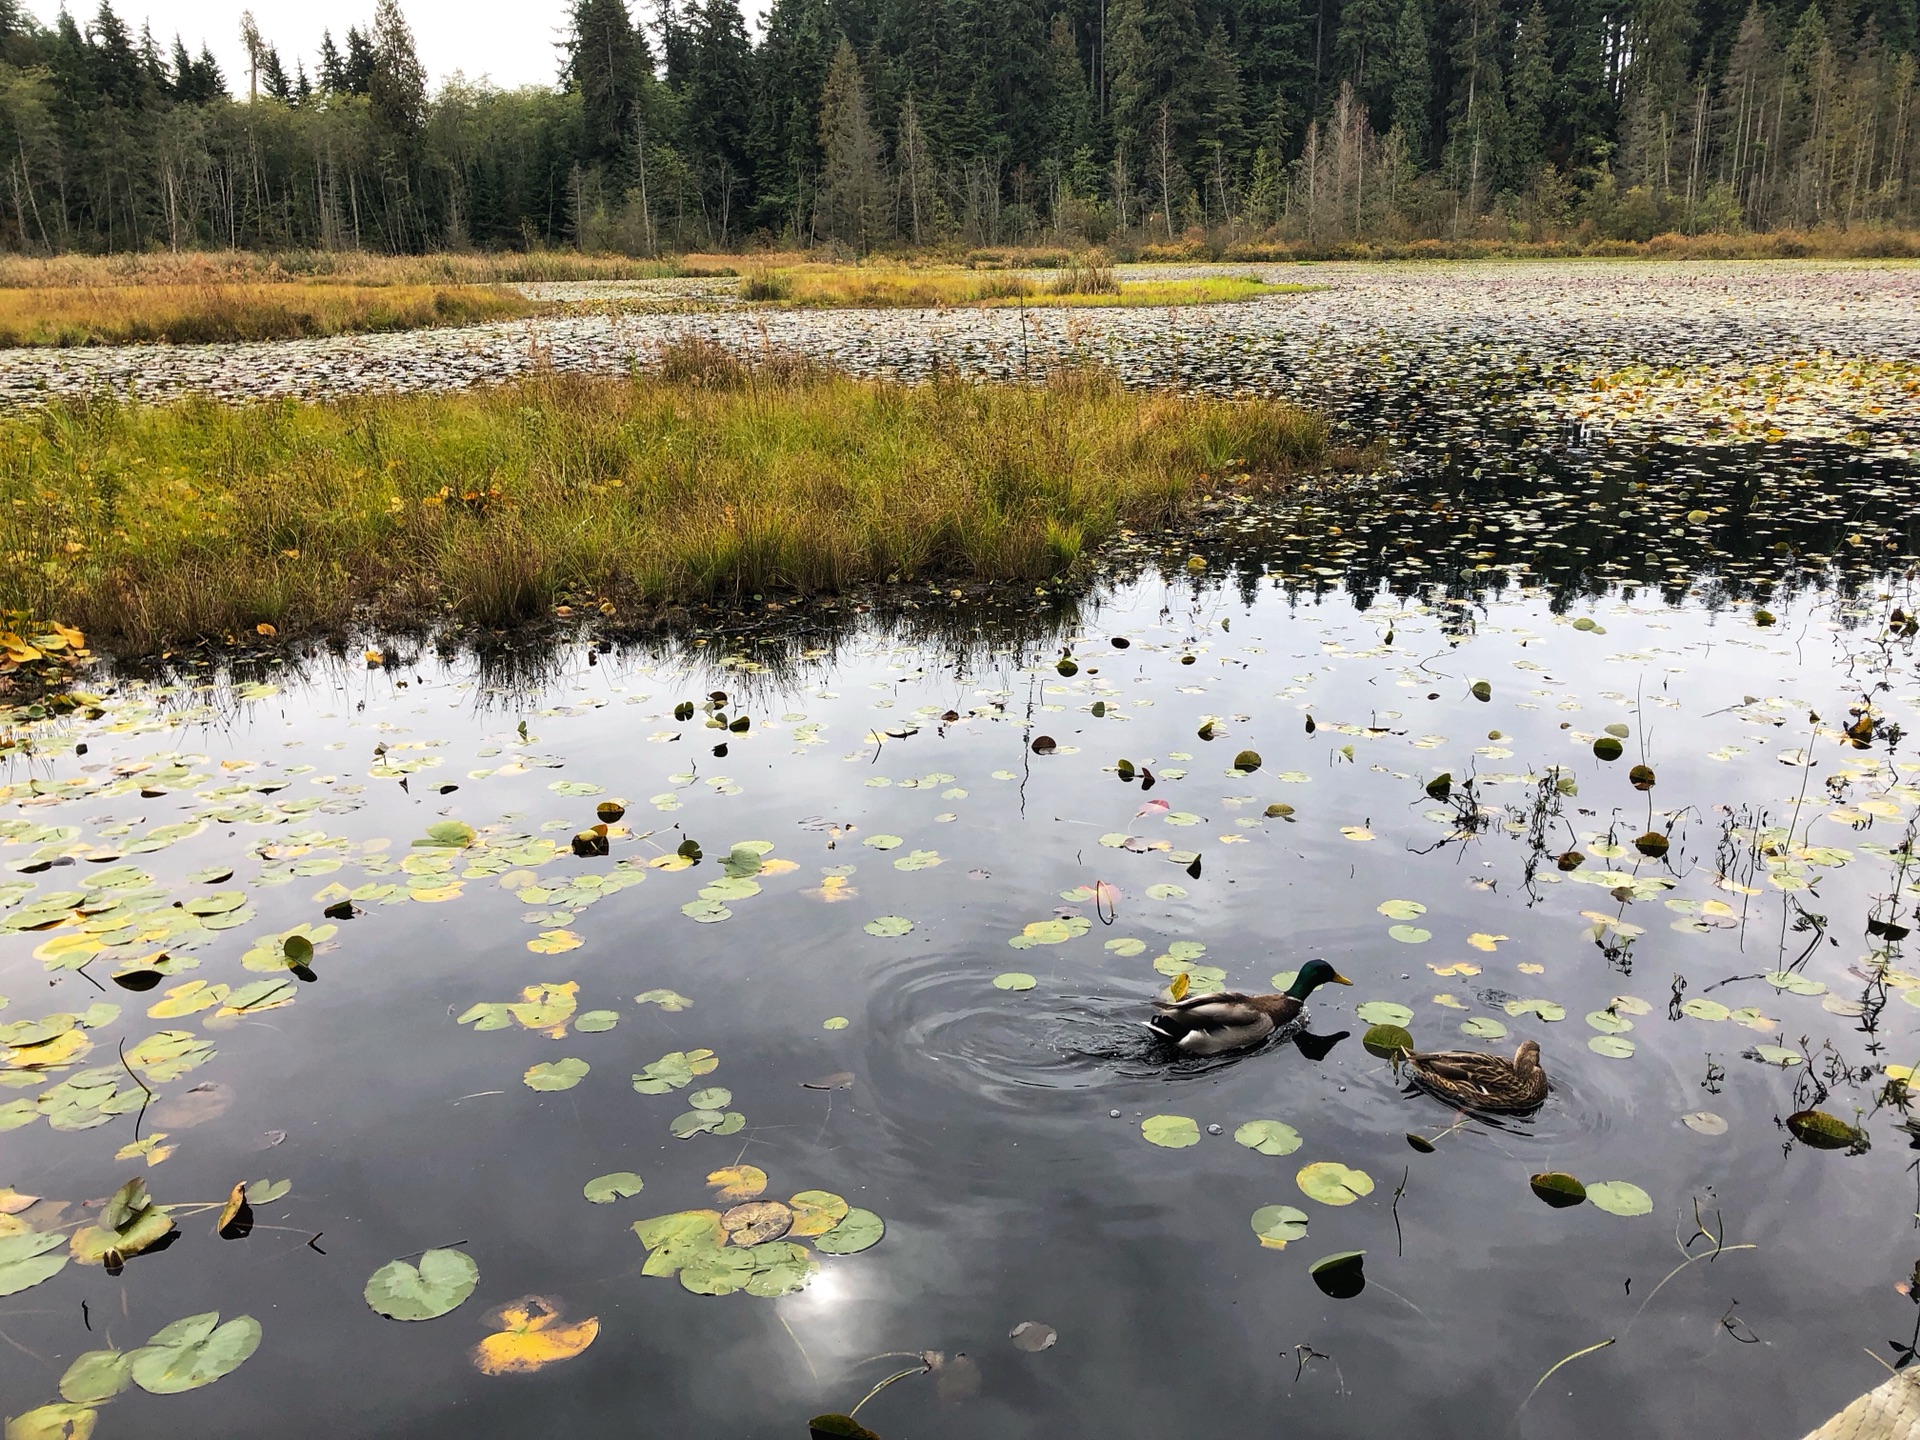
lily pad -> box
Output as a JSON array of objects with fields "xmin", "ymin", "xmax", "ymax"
[
  {"xmin": 583, "ymin": 1172, "xmax": 645, "ymax": 1204},
  {"xmin": 1585, "ymin": 1180, "xmax": 1654, "ymax": 1217},
  {"xmin": 1502, "ymin": 999, "xmax": 1566, "ymax": 1021},
  {"xmin": 1363, "ymin": 1023, "xmax": 1414, "ymax": 1058},
  {"xmin": 993, "ymin": 972, "xmax": 1037, "ymax": 991},
  {"xmin": 1529, "ymin": 1172, "xmax": 1587, "ymax": 1208},
  {"xmin": 812, "ymin": 1208, "xmax": 885, "ymax": 1254},
  {"xmin": 1141, "ymin": 1114, "xmax": 1201, "ymax": 1149},
  {"xmin": 1355, "ymin": 1001, "xmax": 1413, "ymax": 1026},
  {"xmin": 129, "ymin": 1312, "xmax": 262, "ymax": 1393},
  {"xmin": 523, "ymin": 1058, "xmax": 590, "ymax": 1092},
  {"xmin": 1588, "ymin": 1035, "xmax": 1637, "ymax": 1058},
  {"xmin": 1297, "ymin": 1162, "xmax": 1375, "ymax": 1206},
  {"xmin": 1234, "ymin": 1120, "xmax": 1303, "ymax": 1156},
  {"xmin": 0, "ymin": 1229, "xmax": 68, "ymax": 1296},
  {"xmin": 1681, "ymin": 1110, "xmax": 1728, "ymax": 1135},
  {"xmin": 1376, "ymin": 900, "xmax": 1427, "ymax": 919},
  {"xmin": 1787, "ymin": 1109, "xmax": 1862, "ymax": 1150},
  {"xmin": 1387, "ymin": 925, "xmax": 1432, "ymax": 944},
  {"xmin": 364, "ymin": 1248, "xmax": 480, "ymax": 1321},
  {"xmin": 1250, "ymin": 1204, "xmax": 1310, "ymax": 1248},
  {"xmin": 1461, "ymin": 1016, "xmax": 1508, "ymax": 1040},
  {"xmin": 863, "ymin": 916, "xmax": 914, "ymax": 937},
  {"xmin": 58, "ymin": 1348, "xmax": 132, "ymax": 1404}
]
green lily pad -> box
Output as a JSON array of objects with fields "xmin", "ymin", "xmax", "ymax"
[
  {"xmin": 1588, "ymin": 1035, "xmax": 1637, "ymax": 1058},
  {"xmin": 688, "ymin": 1087, "xmax": 733, "ymax": 1110},
  {"xmin": 1502, "ymin": 999, "xmax": 1566, "ymax": 1021},
  {"xmin": 1680, "ymin": 998, "xmax": 1730, "ymax": 1021},
  {"xmin": 129, "ymin": 1311, "xmax": 262, "ymax": 1393},
  {"xmin": 1141, "ymin": 1114, "xmax": 1200, "ymax": 1149},
  {"xmin": 523, "ymin": 1058, "xmax": 589, "ymax": 1091},
  {"xmin": 363, "ymin": 1248, "xmax": 479, "ymax": 1321},
  {"xmin": 1787, "ymin": 1109, "xmax": 1862, "ymax": 1150},
  {"xmin": 1355, "ymin": 1001, "xmax": 1413, "ymax": 1026},
  {"xmin": 1363, "ymin": 1023, "xmax": 1414, "ymax": 1058},
  {"xmin": 0, "ymin": 1230, "xmax": 68, "ymax": 1296},
  {"xmin": 1146, "ymin": 884, "xmax": 1189, "ymax": 900},
  {"xmin": 1529, "ymin": 1172, "xmax": 1587, "ymax": 1208},
  {"xmin": 1462, "ymin": 1016, "xmax": 1509, "ymax": 1039},
  {"xmin": 58, "ymin": 1348, "xmax": 133, "ymax": 1403},
  {"xmin": 1765, "ymin": 971, "xmax": 1827, "ymax": 995},
  {"xmin": 1387, "ymin": 925, "xmax": 1432, "ymax": 944},
  {"xmin": 1250, "ymin": 1204, "xmax": 1310, "ymax": 1248},
  {"xmin": 1585, "ymin": 1180, "xmax": 1653, "ymax": 1216},
  {"xmin": 861, "ymin": 834, "xmax": 904, "ymax": 851},
  {"xmin": 864, "ymin": 916, "xmax": 914, "ymax": 937},
  {"xmin": 1753, "ymin": 1045, "xmax": 1804, "ymax": 1066},
  {"xmin": 1376, "ymin": 900, "xmax": 1427, "ymax": 919},
  {"xmin": 1297, "ymin": 1162, "xmax": 1375, "ymax": 1206},
  {"xmin": 812, "ymin": 1208, "xmax": 885, "ymax": 1254},
  {"xmin": 575, "ymin": 1010, "xmax": 619, "ymax": 1033},
  {"xmin": 1234, "ymin": 1120, "xmax": 1303, "ymax": 1156},
  {"xmin": 583, "ymin": 1171, "xmax": 645, "ymax": 1204},
  {"xmin": 993, "ymin": 972, "xmax": 1037, "ymax": 991}
]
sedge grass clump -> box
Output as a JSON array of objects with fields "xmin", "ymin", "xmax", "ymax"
[
  {"xmin": 0, "ymin": 344, "xmax": 1333, "ymax": 651},
  {"xmin": 0, "ymin": 283, "xmax": 535, "ymax": 347}
]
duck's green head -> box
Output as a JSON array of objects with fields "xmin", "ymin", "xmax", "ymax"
[{"xmin": 1285, "ymin": 959, "xmax": 1354, "ymax": 999}]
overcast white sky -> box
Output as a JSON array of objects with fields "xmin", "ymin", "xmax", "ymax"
[{"xmin": 24, "ymin": 0, "xmax": 769, "ymax": 93}]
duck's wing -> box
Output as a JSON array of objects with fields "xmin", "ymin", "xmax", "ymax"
[
  {"xmin": 1410, "ymin": 1050, "xmax": 1513, "ymax": 1092},
  {"xmin": 1151, "ymin": 992, "xmax": 1263, "ymax": 1029}
]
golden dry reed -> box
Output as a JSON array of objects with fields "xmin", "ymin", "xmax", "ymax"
[
  {"xmin": 0, "ymin": 282, "xmax": 535, "ymax": 347},
  {"xmin": 0, "ymin": 342, "xmax": 1332, "ymax": 652}
]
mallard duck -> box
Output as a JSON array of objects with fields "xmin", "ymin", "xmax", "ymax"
[
  {"xmin": 1406, "ymin": 1040, "xmax": 1548, "ymax": 1113},
  {"xmin": 1144, "ymin": 959, "xmax": 1353, "ymax": 1056}
]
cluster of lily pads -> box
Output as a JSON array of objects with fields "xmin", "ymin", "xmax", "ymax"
[{"xmin": 632, "ymin": 1165, "xmax": 884, "ymax": 1298}]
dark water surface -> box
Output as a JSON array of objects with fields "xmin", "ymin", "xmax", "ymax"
[{"xmin": 5, "ymin": 276, "xmax": 1920, "ymax": 1440}]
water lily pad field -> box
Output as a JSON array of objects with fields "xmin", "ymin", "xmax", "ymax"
[{"xmin": 3, "ymin": 261, "xmax": 1920, "ymax": 1440}]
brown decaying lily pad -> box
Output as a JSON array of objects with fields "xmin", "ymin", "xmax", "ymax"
[{"xmin": 722, "ymin": 1201, "xmax": 794, "ymax": 1246}]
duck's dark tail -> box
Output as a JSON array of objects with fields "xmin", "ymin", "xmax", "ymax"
[{"xmin": 1141, "ymin": 1015, "xmax": 1179, "ymax": 1042}]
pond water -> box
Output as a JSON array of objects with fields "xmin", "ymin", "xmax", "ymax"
[{"xmin": 4, "ymin": 268, "xmax": 1920, "ymax": 1440}]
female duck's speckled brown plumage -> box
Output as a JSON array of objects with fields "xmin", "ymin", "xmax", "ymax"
[
  {"xmin": 1406, "ymin": 1040, "xmax": 1549, "ymax": 1113},
  {"xmin": 1144, "ymin": 960, "xmax": 1352, "ymax": 1056}
]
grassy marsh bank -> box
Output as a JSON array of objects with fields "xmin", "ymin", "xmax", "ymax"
[
  {"xmin": 0, "ymin": 282, "xmax": 537, "ymax": 347},
  {"xmin": 1, "ymin": 345, "xmax": 1339, "ymax": 651},
  {"xmin": 738, "ymin": 262, "xmax": 1306, "ymax": 308}
]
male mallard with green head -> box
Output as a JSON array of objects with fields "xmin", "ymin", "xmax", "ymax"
[
  {"xmin": 1406, "ymin": 1040, "xmax": 1549, "ymax": 1113},
  {"xmin": 1144, "ymin": 959, "xmax": 1353, "ymax": 1056}
]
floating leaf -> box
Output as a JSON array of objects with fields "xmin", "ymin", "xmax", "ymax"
[
  {"xmin": 1387, "ymin": 924, "xmax": 1432, "ymax": 943},
  {"xmin": 788, "ymin": 1191, "xmax": 851, "ymax": 1238},
  {"xmin": 0, "ymin": 1230, "xmax": 68, "ymax": 1296},
  {"xmin": 861, "ymin": 834, "xmax": 904, "ymax": 851},
  {"xmin": 1502, "ymin": 999, "xmax": 1566, "ymax": 1021},
  {"xmin": 1765, "ymin": 971, "xmax": 1827, "ymax": 996},
  {"xmin": 1234, "ymin": 1120, "xmax": 1303, "ymax": 1156},
  {"xmin": 58, "ymin": 1349, "xmax": 132, "ymax": 1404},
  {"xmin": 128, "ymin": 1312, "xmax": 261, "ymax": 1394},
  {"xmin": 1460, "ymin": 1016, "xmax": 1509, "ymax": 1040},
  {"xmin": 1593, "ymin": 737, "xmax": 1623, "ymax": 761},
  {"xmin": 523, "ymin": 1058, "xmax": 590, "ymax": 1092},
  {"xmin": 1355, "ymin": 1001, "xmax": 1413, "ymax": 1026},
  {"xmin": 1010, "ymin": 1319, "xmax": 1058, "ymax": 1351},
  {"xmin": 1376, "ymin": 900, "xmax": 1427, "ymax": 919},
  {"xmin": 1530, "ymin": 1172, "xmax": 1587, "ymax": 1208},
  {"xmin": 1681, "ymin": 998, "xmax": 1731, "ymax": 1021},
  {"xmin": 863, "ymin": 916, "xmax": 914, "ymax": 937},
  {"xmin": 993, "ymin": 972, "xmax": 1037, "ymax": 991},
  {"xmin": 812, "ymin": 1208, "xmax": 885, "ymax": 1254},
  {"xmin": 1141, "ymin": 1114, "xmax": 1201, "ymax": 1149},
  {"xmin": 1588, "ymin": 1035, "xmax": 1637, "ymax": 1058},
  {"xmin": 1753, "ymin": 1045, "xmax": 1804, "ymax": 1067},
  {"xmin": 1585, "ymin": 1181, "xmax": 1653, "ymax": 1217},
  {"xmin": 364, "ymin": 1249, "xmax": 479, "ymax": 1321},
  {"xmin": 1146, "ymin": 883, "xmax": 1188, "ymax": 900},
  {"xmin": 1363, "ymin": 1023, "xmax": 1414, "ymax": 1058},
  {"xmin": 472, "ymin": 1297, "xmax": 598, "ymax": 1375},
  {"xmin": 583, "ymin": 1172, "xmax": 645, "ymax": 1204},
  {"xmin": 5, "ymin": 1404, "xmax": 97, "ymax": 1439},
  {"xmin": 527, "ymin": 929, "xmax": 584, "ymax": 954},
  {"xmin": 1232, "ymin": 750, "xmax": 1262, "ymax": 772},
  {"xmin": 1250, "ymin": 1204, "xmax": 1310, "ymax": 1249},
  {"xmin": 1681, "ymin": 1111, "xmax": 1728, "ymax": 1135},
  {"xmin": 707, "ymin": 1166, "xmax": 767, "ymax": 1201},
  {"xmin": 1297, "ymin": 1162, "xmax": 1375, "ymax": 1206}
]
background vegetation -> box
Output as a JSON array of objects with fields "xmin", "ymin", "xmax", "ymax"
[
  {"xmin": 0, "ymin": 344, "xmax": 1335, "ymax": 647},
  {"xmin": 0, "ymin": 0, "xmax": 1913, "ymax": 264}
]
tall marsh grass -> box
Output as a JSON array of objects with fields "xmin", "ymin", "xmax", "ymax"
[
  {"xmin": 0, "ymin": 342, "xmax": 1333, "ymax": 651},
  {"xmin": 0, "ymin": 282, "xmax": 535, "ymax": 347}
]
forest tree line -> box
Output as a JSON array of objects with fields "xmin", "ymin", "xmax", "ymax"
[{"xmin": 0, "ymin": 0, "xmax": 1913, "ymax": 255}]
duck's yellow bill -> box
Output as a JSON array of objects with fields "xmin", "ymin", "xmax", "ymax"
[{"xmin": 1330, "ymin": 971, "xmax": 1354, "ymax": 985}]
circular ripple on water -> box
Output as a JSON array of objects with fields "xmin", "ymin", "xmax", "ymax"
[{"xmin": 860, "ymin": 954, "xmax": 1358, "ymax": 1112}]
